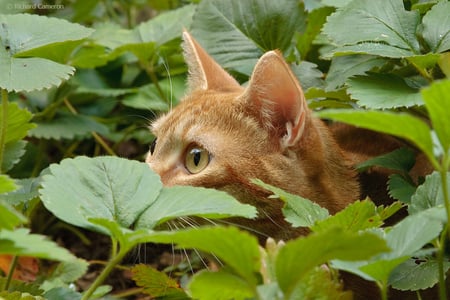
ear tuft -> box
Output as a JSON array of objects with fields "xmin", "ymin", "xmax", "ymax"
[
  {"xmin": 182, "ymin": 31, "xmax": 241, "ymax": 92},
  {"xmin": 244, "ymin": 51, "xmax": 308, "ymax": 149}
]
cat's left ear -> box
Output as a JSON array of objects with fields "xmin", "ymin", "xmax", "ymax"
[
  {"xmin": 182, "ymin": 31, "xmax": 241, "ymax": 92},
  {"xmin": 244, "ymin": 51, "xmax": 308, "ymax": 149}
]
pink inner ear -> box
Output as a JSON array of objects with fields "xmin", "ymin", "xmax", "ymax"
[{"xmin": 246, "ymin": 51, "xmax": 307, "ymax": 147}]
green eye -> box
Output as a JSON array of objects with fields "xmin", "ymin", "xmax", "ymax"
[{"xmin": 185, "ymin": 144, "xmax": 210, "ymax": 174}]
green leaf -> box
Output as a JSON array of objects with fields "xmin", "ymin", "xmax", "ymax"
[
  {"xmin": 0, "ymin": 228, "xmax": 76, "ymax": 261},
  {"xmin": 252, "ymin": 179, "xmax": 329, "ymax": 228},
  {"xmin": 40, "ymin": 156, "xmax": 163, "ymax": 232},
  {"xmin": 131, "ymin": 264, "xmax": 186, "ymax": 298},
  {"xmin": 44, "ymin": 287, "xmax": 82, "ymax": 300},
  {"xmin": 275, "ymin": 227, "xmax": 388, "ymax": 294},
  {"xmin": 325, "ymin": 55, "xmax": 386, "ymax": 90},
  {"xmin": 0, "ymin": 174, "xmax": 17, "ymax": 194},
  {"xmin": 135, "ymin": 186, "xmax": 256, "ymax": 229},
  {"xmin": 40, "ymin": 259, "xmax": 89, "ymax": 292},
  {"xmin": 311, "ymin": 200, "xmax": 387, "ymax": 233},
  {"xmin": 409, "ymin": 171, "xmax": 450, "ymax": 214},
  {"xmin": 149, "ymin": 226, "xmax": 261, "ymax": 285},
  {"xmin": 421, "ymin": 79, "xmax": 450, "ymax": 155},
  {"xmin": 122, "ymin": 76, "xmax": 185, "ymax": 111},
  {"xmin": 422, "ymin": 1, "xmax": 450, "ymax": 53},
  {"xmin": 317, "ymin": 110, "xmax": 436, "ymax": 168},
  {"xmin": 356, "ymin": 148, "xmax": 416, "ymax": 173},
  {"xmin": 0, "ymin": 102, "xmax": 35, "ymax": 144},
  {"xmin": 388, "ymin": 174, "xmax": 417, "ymax": 203},
  {"xmin": 0, "ymin": 200, "xmax": 27, "ymax": 230},
  {"xmin": 334, "ymin": 208, "xmax": 443, "ymax": 283},
  {"xmin": 389, "ymin": 256, "xmax": 450, "ymax": 291},
  {"xmin": 40, "ymin": 156, "xmax": 256, "ymax": 234},
  {"xmin": 191, "ymin": 0, "xmax": 306, "ymax": 75},
  {"xmin": 0, "ymin": 177, "xmax": 41, "ymax": 206},
  {"xmin": 29, "ymin": 113, "xmax": 109, "ymax": 140},
  {"xmin": 385, "ymin": 209, "xmax": 442, "ymax": 258},
  {"xmin": 3, "ymin": 140, "xmax": 27, "ymax": 172},
  {"xmin": 322, "ymin": 0, "xmax": 420, "ymax": 57},
  {"xmin": 347, "ymin": 74, "xmax": 423, "ymax": 109},
  {"xmin": 291, "ymin": 61, "xmax": 324, "ymax": 91},
  {"xmin": 0, "ymin": 14, "xmax": 93, "ymax": 92},
  {"xmin": 188, "ymin": 270, "xmax": 255, "ymax": 300},
  {"xmin": 135, "ymin": 5, "xmax": 196, "ymax": 46}
]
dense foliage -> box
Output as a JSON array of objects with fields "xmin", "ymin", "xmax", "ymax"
[{"xmin": 0, "ymin": 0, "xmax": 449, "ymax": 299}]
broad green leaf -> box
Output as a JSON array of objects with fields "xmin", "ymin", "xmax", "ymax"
[
  {"xmin": 317, "ymin": 110, "xmax": 436, "ymax": 168},
  {"xmin": 40, "ymin": 259, "xmax": 89, "ymax": 292},
  {"xmin": 409, "ymin": 171, "xmax": 450, "ymax": 214},
  {"xmin": 0, "ymin": 14, "xmax": 93, "ymax": 92},
  {"xmin": 136, "ymin": 5, "xmax": 195, "ymax": 46},
  {"xmin": 389, "ymin": 256, "xmax": 450, "ymax": 291},
  {"xmin": 188, "ymin": 270, "xmax": 255, "ymax": 300},
  {"xmin": 291, "ymin": 61, "xmax": 324, "ymax": 91},
  {"xmin": 388, "ymin": 174, "xmax": 416, "ymax": 203},
  {"xmin": 149, "ymin": 226, "xmax": 261, "ymax": 285},
  {"xmin": 0, "ymin": 201, "xmax": 27, "ymax": 230},
  {"xmin": 296, "ymin": 6, "xmax": 334, "ymax": 59},
  {"xmin": 286, "ymin": 267, "xmax": 351, "ymax": 300},
  {"xmin": 347, "ymin": 74, "xmax": 423, "ymax": 109},
  {"xmin": 41, "ymin": 156, "xmax": 255, "ymax": 235},
  {"xmin": 311, "ymin": 200, "xmax": 388, "ymax": 233},
  {"xmin": 0, "ymin": 102, "xmax": 35, "ymax": 144},
  {"xmin": 334, "ymin": 209, "xmax": 442, "ymax": 284},
  {"xmin": 422, "ymin": 1, "xmax": 450, "ymax": 53},
  {"xmin": 325, "ymin": 55, "xmax": 386, "ymax": 90},
  {"xmin": 275, "ymin": 227, "xmax": 388, "ymax": 294},
  {"xmin": 44, "ymin": 287, "xmax": 82, "ymax": 300},
  {"xmin": 29, "ymin": 113, "xmax": 109, "ymax": 140},
  {"xmin": 135, "ymin": 186, "xmax": 257, "ymax": 229},
  {"xmin": 122, "ymin": 76, "xmax": 185, "ymax": 111},
  {"xmin": 191, "ymin": 0, "xmax": 306, "ymax": 75},
  {"xmin": 422, "ymin": 80, "xmax": 450, "ymax": 155},
  {"xmin": 322, "ymin": 0, "xmax": 420, "ymax": 58},
  {"xmin": 0, "ymin": 228, "xmax": 75, "ymax": 261},
  {"xmin": 0, "ymin": 177, "xmax": 41, "ymax": 206},
  {"xmin": 40, "ymin": 156, "xmax": 163, "ymax": 232},
  {"xmin": 3, "ymin": 140, "xmax": 27, "ymax": 172},
  {"xmin": 0, "ymin": 174, "xmax": 17, "ymax": 194},
  {"xmin": 384, "ymin": 209, "xmax": 442, "ymax": 258},
  {"xmin": 357, "ymin": 148, "xmax": 416, "ymax": 173},
  {"xmin": 252, "ymin": 179, "xmax": 329, "ymax": 228},
  {"xmin": 131, "ymin": 264, "xmax": 186, "ymax": 298},
  {"xmin": 88, "ymin": 6, "xmax": 194, "ymax": 64}
]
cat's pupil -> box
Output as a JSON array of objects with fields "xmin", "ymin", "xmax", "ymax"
[
  {"xmin": 150, "ymin": 138, "xmax": 157, "ymax": 154},
  {"xmin": 191, "ymin": 149, "xmax": 203, "ymax": 166},
  {"xmin": 185, "ymin": 145, "xmax": 210, "ymax": 174}
]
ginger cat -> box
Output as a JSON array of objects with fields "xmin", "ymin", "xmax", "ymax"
[
  {"xmin": 146, "ymin": 31, "xmax": 433, "ymax": 300},
  {"xmin": 146, "ymin": 31, "xmax": 361, "ymax": 240}
]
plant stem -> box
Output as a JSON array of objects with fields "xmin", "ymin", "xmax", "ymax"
[
  {"xmin": 377, "ymin": 281, "xmax": 388, "ymax": 300},
  {"xmin": 437, "ymin": 227, "xmax": 448, "ymax": 300},
  {"xmin": 81, "ymin": 240, "xmax": 124, "ymax": 300},
  {"xmin": 440, "ymin": 154, "xmax": 450, "ymax": 240},
  {"xmin": 0, "ymin": 89, "xmax": 9, "ymax": 173},
  {"xmin": 2, "ymin": 255, "xmax": 18, "ymax": 291}
]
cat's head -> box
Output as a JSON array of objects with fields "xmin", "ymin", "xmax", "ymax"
[{"xmin": 146, "ymin": 31, "xmax": 359, "ymax": 239}]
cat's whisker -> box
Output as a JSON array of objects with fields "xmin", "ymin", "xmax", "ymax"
[{"xmin": 161, "ymin": 58, "xmax": 174, "ymax": 111}]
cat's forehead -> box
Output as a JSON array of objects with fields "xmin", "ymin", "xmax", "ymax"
[{"xmin": 151, "ymin": 90, "xmax": 242, "ymax": 136}]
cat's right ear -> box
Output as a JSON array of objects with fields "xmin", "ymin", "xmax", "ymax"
[{"xmin": 182, "ymin": 30, "xmax": 241, "ymax": 92}]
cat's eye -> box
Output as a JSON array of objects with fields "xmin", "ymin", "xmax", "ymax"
[
  {"xmin": 184, "ymin": 144, "xmax": 210, "ymax": 174},
  {"xmin": 149, "ymin": 138, "xmax": 157, "ymax": 155}
]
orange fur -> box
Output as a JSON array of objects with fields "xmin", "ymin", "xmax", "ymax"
[{"xmin": 146, "ymin": 31, "xmax": 359, "ymax": 240}]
